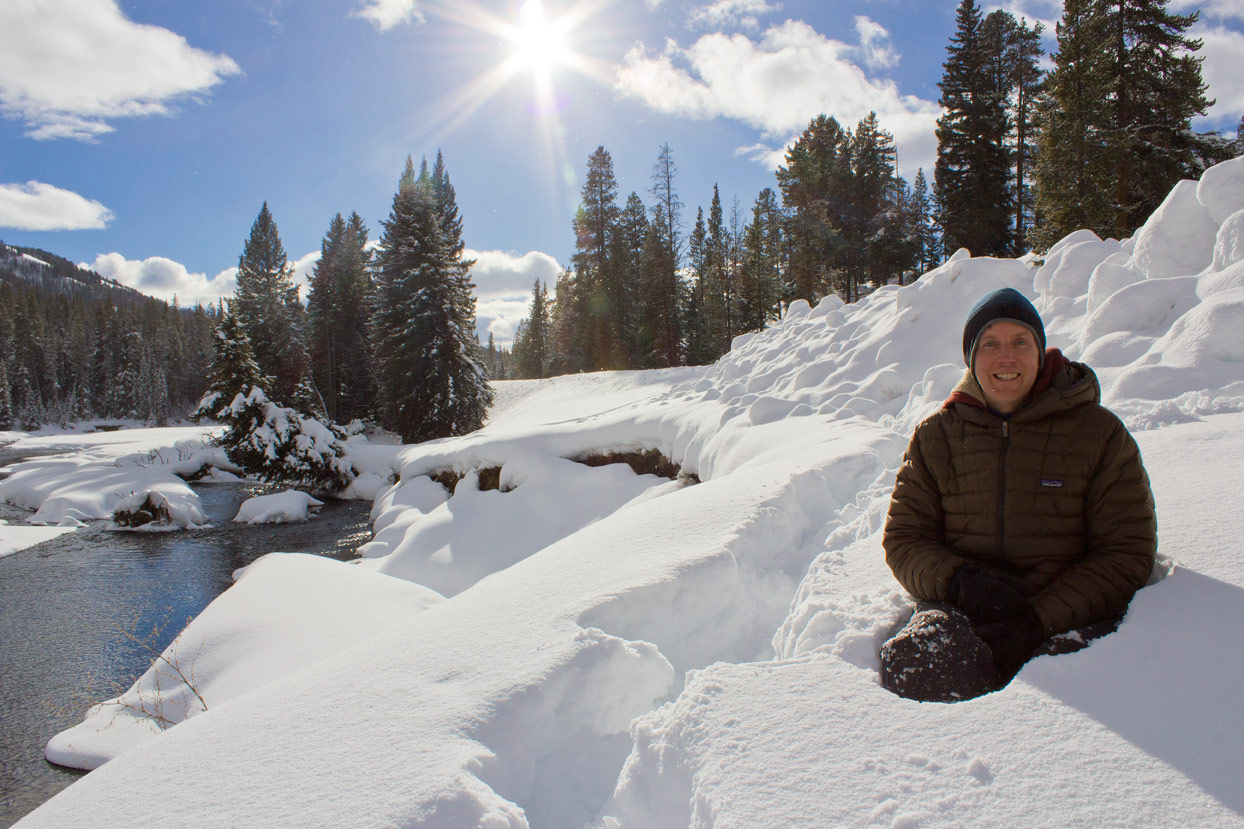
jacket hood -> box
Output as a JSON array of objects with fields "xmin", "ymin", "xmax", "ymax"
[{"xmin": 943, "ymin": 348, "xmax": 1100, "ymax": 418}]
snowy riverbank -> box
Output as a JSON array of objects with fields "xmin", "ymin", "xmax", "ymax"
[{"xmin": 18, "ymin": 157, "xmax": 1244, "ymax": 826}]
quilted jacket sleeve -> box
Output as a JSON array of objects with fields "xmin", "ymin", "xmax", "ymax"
[
  {"xmin": 1028, "ymin": 419, "xmax": 1157, "ymax": 636},
  {"xmin": 883, "ymin": 420, "xmax": 969, "ymax": 602}
]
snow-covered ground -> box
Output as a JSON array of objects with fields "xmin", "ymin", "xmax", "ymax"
[
  {"xmin": 0, "ymin": 426, "xmax": 401, "ymax": 548},
  {"xmin": 13, "ymin": 156, "xmax": 1244, "ymax": 827}
]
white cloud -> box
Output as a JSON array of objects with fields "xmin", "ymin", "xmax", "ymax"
[
  {"xmin": 86, "ymin": 253, "xmax": 237, "ymax": 307},
  {"xmin": 354, "ymin": 0, "xmax": 424, "ymax": 32},
  {"xmin": 616, "ymin": 20, "xmax": 940, "ymax": 175},
  {"xmin": 290, "ymin": 250, "xmax": 321, "ymax": 302},
  {"xmin": 0, "ymin": 181, "xmax": 113, "ymax": 230},
  {"xmin": 466, "ymin": 249, "xmax": 562, "ymax": 348},
  {"xmin": 1172, "ymin": 0, "xmax": 1244, "ymax": 24},
  {"xmin": 688, "ymin": 0, "xmax": 782, "ymax": 32},
  {"xmin": 0, "ymin": 0, "xmax": 241, "ymax": 141},
  {"xmin": 994, "ymin": 0, "xmax": 1061, "ymax": 32},
  {"xmin": 853, "ymin": 17, "xmax": 899, "ymax": 70},
  {"xmin": 1195, "ymin": 24, "xmax": 1244, "ymax": 128}
]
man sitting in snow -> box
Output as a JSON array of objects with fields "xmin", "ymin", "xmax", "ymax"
[{"xmin": 879, "ymin": 287, "xmax": 1157, "ymax": 702}]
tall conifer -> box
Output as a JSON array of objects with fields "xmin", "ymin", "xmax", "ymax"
[
  {"xmin": 935, "ymin": 0, "xmax": 1012, "ymax": 257},
  {"xmin": 371, "ymin": 158, "xmax": 491, "ymax": 443},
  {"xmin": 233, "ymin": 202, "xmax": 308, "ymax": 404}
]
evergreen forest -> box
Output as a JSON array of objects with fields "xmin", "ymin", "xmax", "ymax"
[{"xmin": 0, "ymin": 243, "xmax": 216, "ymax": 431}]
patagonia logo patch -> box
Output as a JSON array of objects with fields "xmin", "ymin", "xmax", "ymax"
[{"xmin": 1041, "ymin": 479, "xmax": 1064, "ymax": 488}]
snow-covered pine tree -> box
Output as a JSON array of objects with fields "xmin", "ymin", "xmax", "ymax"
[
  {"xmin": 233, "ymin": 202, "xmax": 309, "ymax": 405},
  {"xmin": 371, "ymin": 157, "xmax": 492, "ymax": 443},
  {"xmin": 192, "ymin": 306, "xmax": 265, "ymax": 423},
  {"xmin": 216, "ymin": 386, "xmax": 356, "ymax": 493},
  {"xmin": 195, "ymin": 307, "xmax": 354, "ymax": 492}
]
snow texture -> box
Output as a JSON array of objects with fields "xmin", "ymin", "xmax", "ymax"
[{"xmin": 16, "ymin": 157, "xmax": 1244, "ymax": 827}]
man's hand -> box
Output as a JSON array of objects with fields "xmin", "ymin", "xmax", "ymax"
[
  {"xmin": 950, "ymin": 564, "xmax": 1030, "ymax": 625},
  {"xmin": 975, "ymin": 608, "xmax": 1045, "ymax": 680}
]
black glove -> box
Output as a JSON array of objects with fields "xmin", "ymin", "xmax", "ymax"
[
  {"xmin": 950, "ymin": 564, "xmax": 1031, "ymax": 625},
  {"xmin": 975, "ymin": 607, "xmax": 1045, "ymax": 681}
]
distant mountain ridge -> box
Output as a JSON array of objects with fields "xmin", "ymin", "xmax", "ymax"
[{"xmin": 0, "ymin": 241, "xmax": 154, "ymax": 310}]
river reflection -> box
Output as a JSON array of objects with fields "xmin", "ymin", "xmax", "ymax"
[{"xmin": 0, "ymin": 473, "xmax": 373, "ymax": 827}]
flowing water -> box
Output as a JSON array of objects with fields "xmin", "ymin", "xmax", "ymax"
[{"xmin": 0, "ymin": 451, "xmax": 374, "ymax": 827}]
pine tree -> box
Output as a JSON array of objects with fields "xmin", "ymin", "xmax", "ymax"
[
  {"xmin": 307, "ymin": 213, "xmax": 346, "ymax": 419},
  {"xmin": 1008, "ymin": 17, "xmax": 1045, "ymax": 251},
  {"xmin": 571, "ymin": 146, "xmax": 624, "ymax": 370},
  {"xmin": 683, "ymin": 207, "xmax": 715, "ymax": 365},
  {"xmin": 777, "ymin": 114, "xmax": 851, "ymax": 304},
  {"xmin": 337, "ymin": 211, "xmax": 374, "ymax": 422},
  {"xmin": 642, "ymin": 143, "xmax": 685, "ymax": 368},
  {"xmin": 1032, "ymin": 0, "xmax": 1115, "ymax": 250},
  {"xmin": 739, "ymin": 187, "xmax": 783, "ymax": 333},
  {"xmin": 911, "ymin": 168, "xmax": 940, "ymax": 275},
  {"xmin": 0, "ymin": 359, "xmax": 12, "ymax": 430},
  {"xmin": 852, "ymin": 112, "xmax": 902, "ymax": 293},
  {"xmin": 370, "ymin": 159, "xmax": 492, "ymax": 443},
  {"xmin": 935, "ymin": 0, "xmax": 1013, "ymax": 257},
  {"xmin": 613, "ymin": 192, "xmax": 649, "ymax": 365},
  {"xmin": 193, "ymin": 306, "xmax": 265, "ymax": 422},
  {"xmin": 0, "ymin": 302, "xmax": 12, "ymax": 430},
  {"xmin": 515, "ymin": 278, "xmax": 551, "ymax": 378},
  {"xmin": 1098, "ymin": 0, "xmax": 1211, "ymax": 235},
  {"xmin": 703, "ymin": 184, "xmax": 731, "ymax": 355},
  {"xmin": 550, "ymin": 267, "xmax": 587, "ymax": 375},
  {"xmin": 638, "ymin": 221, "xmax": 683, "ymax": 368},
  {"xmin": 233, "ymin": 202, "xmax": 309, "ymax": 404},
  {"xmin": 1034, "ymin": 0, "xmax": 1210, "ymax": 246},
  {"xmin": 307, "ymin": 211, "xmax": 373, "ymax": 423}
]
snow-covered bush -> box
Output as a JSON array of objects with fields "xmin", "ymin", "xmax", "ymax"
[{"xmin": 212, "ymin": 387, "xmax": 356, "ymax": 494}]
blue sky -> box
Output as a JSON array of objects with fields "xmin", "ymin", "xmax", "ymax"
[{"xmin": 2, "ymin": 0, "xmax": 1242, "ymax": 346}]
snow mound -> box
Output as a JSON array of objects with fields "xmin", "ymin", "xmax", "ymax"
[{"xmin": 232, "ymin": 489, "xmax": 323, "ymax": 524}]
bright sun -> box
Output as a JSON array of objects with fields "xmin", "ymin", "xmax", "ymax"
[{"xmin": 509, "ymin": 0, "xmax": 572, "ymax": 75}]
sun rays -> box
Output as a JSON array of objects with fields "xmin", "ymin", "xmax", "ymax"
[{"xmin": 408, "ymin": 0, "xmax": 623, "ymax": 222}]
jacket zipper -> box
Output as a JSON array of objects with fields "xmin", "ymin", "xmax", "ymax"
[{"xmin": 997, "ymin": 420, "xmax": 1009, "ymax": 557}]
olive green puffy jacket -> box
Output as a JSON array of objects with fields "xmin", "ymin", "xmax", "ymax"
[{"xmin": 883, "ymin": 350, "xmax": 1157, "ymax": 637}]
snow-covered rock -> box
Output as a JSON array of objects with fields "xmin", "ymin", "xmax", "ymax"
[{"xmin": 232, "ymin": 489, "xmax": 323, "ymax": 524}]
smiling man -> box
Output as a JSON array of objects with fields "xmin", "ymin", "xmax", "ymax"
[{"xmin": 878, "ymin": 287, "xmax": 1158, "ymax": 702}]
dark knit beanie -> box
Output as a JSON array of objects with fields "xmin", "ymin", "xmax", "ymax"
[{"xmin": 962, "ymin": 288, "xmax": 1046, "ymax": 370}]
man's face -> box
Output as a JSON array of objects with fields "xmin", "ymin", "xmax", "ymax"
[{"xmin": 973, "ymin": 320, "xmax": 1040, "ymax": 414}]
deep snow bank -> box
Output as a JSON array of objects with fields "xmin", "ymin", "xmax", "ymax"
[{"xmin": 23, "ymin": 157, "xmax": 1244, "ymax": 827}]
